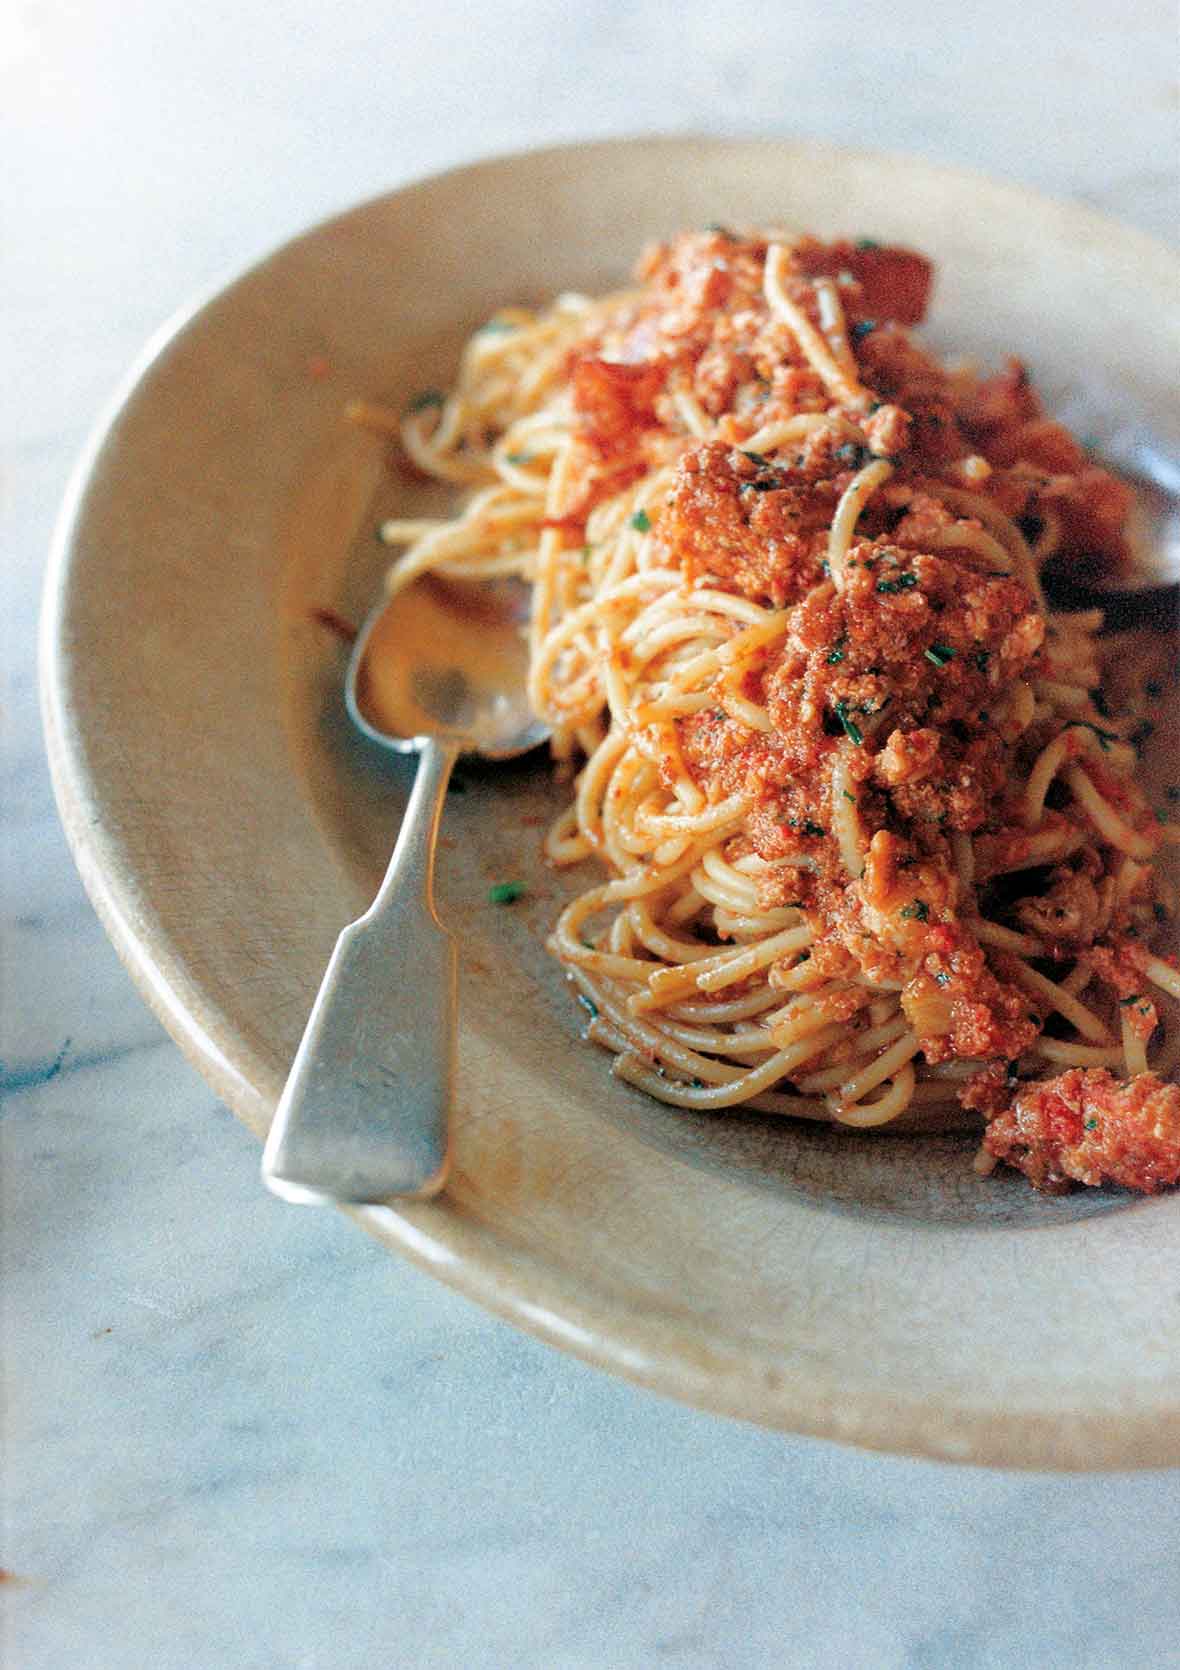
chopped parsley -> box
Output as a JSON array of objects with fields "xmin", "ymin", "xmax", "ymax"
[
  {"xmin": 974, "ymin": 649, "xmax": 991, "ymax": 673},
  {"xmin": 827, "ymin": 644, "xmax": 846, "ymax": 665},
  {"xmin": 1076, "ymin": 721, "xmax": 1120, "ymax": 752},
  {"xmin": 835, "ymin": 441, "xmax": 869, "ymax": 467},
  {"xmin": 505, "ymin": 450, "xmax": 535, "ymax": 465},
  {"xmin": 1130, "ymin": 719, "xmax": 1155, "ymax": 753},
  {"xmin": 630, "ymin": 508, "xmax": 652, "ymax": 533},
  {"xmin": 576, "ymin": 992, "xmax": 599, "ymax": 1020},
  {"xmin": 899, "ymin": 900, "xmax": 929, "ymax": 922},
  {"xmin": 581, "ymin": 544, "xmax": 593, "ymax": 563},
  {"xmin": 1119, "ymin": 993, "xmax": 1145, "ymax": 1007},
  {"xmin": 741, "ymin": 449, "xmax": 773, "ymax": 467},
  {"xmin": 1084, "ymin": 1117, "xmax": 1099, "ymax": 1130},
  {"xmin": 876, "ymin": 573, "xmax": 918, "ymax": 595},
  {"xmin": 704, "ymin": 222, "xmax": 735, "ymax": 238},
  {"xmin": 834, "ymin": 699, "xmax": 863, "ymax": 745},
  {"xmin": 851, "ymin": 319, "xmax": 878, "ymax": 341},
  {"xmin": 488, "ymin": 881, "xmax": 526, "ymax": 904},
  {"xmin": 477, "ymin": 318, "xmax": 517, "ymax": 334},
  {"xmin": 841, "ymin": 789, "xmax": 856, "ymax": 804},
  {"xmin": 406, "ymin": 387, "xmax": 444, "ymax": 413},
  {"xmin": 801, "ymin": 820, "xmax": 827, "ymax": 839},
  {"xmin": 924, "ymin": 643, "xmax": 956, "ymax": 668},
  {"xmin": 855, "ymin": 238, "xmax": 881, "ymax": 250},
  {"xmin": 934, "ymin": 971, "xmax": 950, "ymax": 987}
]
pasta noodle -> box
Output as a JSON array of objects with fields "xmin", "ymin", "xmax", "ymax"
[{"xmin": 358, "ymin": 227, "xmax": 1180, "ymax": 1193}]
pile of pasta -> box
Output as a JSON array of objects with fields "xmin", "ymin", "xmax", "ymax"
[{"xmin": 359, "ymin": 227, "xmax": 1180, "ymax": 1192}]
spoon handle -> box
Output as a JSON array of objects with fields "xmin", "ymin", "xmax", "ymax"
[{"xmin": 262, "ymin": 735, "xmax": 460, "ymax": 1204}]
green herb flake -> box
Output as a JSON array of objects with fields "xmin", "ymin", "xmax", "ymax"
[
  {"xmin": 505, "ymin": 450, "xmax": 535, "ymax": 465},
  {"xmin": 834, "ymin": 699, "xmax": 864, "ymax": 746},
  {"xmin": 851, "ymin": 319, "xmax": 878, "ymax": 342},
  {"xmin": 630, "ymin": 509, "xmax": 652, "ymax": 533},
  {"xmin": 1084, "ymin": 1117, "xmax": 1099, "ymax": 1130},
  {"xmin": 1077, "ymin": 721, "xmax": 1119, "ymax": 753},
  {"xmin": 1119, "ymin": 993, "xmax": 1144, "ymax": 1007},
  {"xmin": 1166, "ymin": 787, "xmax": 1180, "ymax": 803},
  {"xmin": 477, "ymin": 318, "xmax": 517, "ymax": 335},
  {"xmin": 801, "ymin": 820, "xmax": 826, "ymax": 839},
  {"xmin": 488, "ymin": 881, "xmax": 526, "ymax": 905},
  {"xmin": 842, "ymin": 789, "xmax": 856, "ymax": 804},
  {"xmin": 876, "ymin": 573, "xmax": 918, "ymax": 595},
  {"xmin": 899, "ymin": 900, "xmax": 929, "ymax": 922},
  {"xmin": 974, "ymin": 649, "xmax": 991, "ymax": 673},
  {"xmin": 934, "ymin": 971, "xmax": 950, "ymax": 987},
  {"xmin": 1130, "ymin": 719, "xmax": 1155, "ymax": 752},
  {"xmin": 835, "ymin": 442, "xmax": 868, "ymax": 467},
  {"xmin": 827, "ymin": 644, "xmax": 846, "ymax": 665},
  {"xmin": 924, "ymin": 643, "xmax": 956, "ymax": 668},
  {"xmin": 576, "ymin": 992, "xmax": 599, "ymax": 1020},
  {"xmin": 741, "ymin": 449, "xmax": 773, "ymax": 467},
  {"xmin": 406, "ymin": 387, "xmax": 444, "ymax": 413},
  {"xmin": 581, "ymin": 544, "xmax": 593, "ymax": 564},
  {"xmin": 855, "ymin": 237, "xmax": 881, "ymax": 251}
]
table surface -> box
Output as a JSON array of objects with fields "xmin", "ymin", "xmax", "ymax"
[{"xmin": 6, "ymin": 4, "xmax": 1179, "ymax": 1665}]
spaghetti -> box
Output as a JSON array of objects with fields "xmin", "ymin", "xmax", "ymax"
[{"xmin": 360, "ymin": 228, "xmax": 1180, "ymax": 1193}]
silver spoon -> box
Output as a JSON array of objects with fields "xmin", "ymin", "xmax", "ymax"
[
  {"xmin": 1040, "ymin": 398, "xmax": 1180, "ymax": 625},
  {"xmin": 261, "ymin": 572, "xmax": 547, "ymax": 1205}
]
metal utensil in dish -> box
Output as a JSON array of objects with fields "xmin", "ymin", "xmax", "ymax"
[
  {"xmin": 261, "ymin": 573, "xmax": 547, "ymax": 1205},
  {"xmin": 1039, "ymin": 402, "xmax": 1180, "ymax": 627}
]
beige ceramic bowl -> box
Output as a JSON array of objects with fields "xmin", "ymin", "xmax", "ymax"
[{"xmin": 42, "ymin": 137, "xmax": 1180, "ymax": 1468}]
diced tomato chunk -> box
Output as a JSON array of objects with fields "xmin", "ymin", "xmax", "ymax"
[{"xmin": 846, "ymin": 245, "xmax": 933, "ymax": 326}]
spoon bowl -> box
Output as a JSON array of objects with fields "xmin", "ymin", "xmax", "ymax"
[
  {"xmin": 347, "ymin": 572, "xmax": 548, "ymax": 759},
  {"xmin": 261, "ymin": 571, "xmax": 547, "ymax": 1207}
]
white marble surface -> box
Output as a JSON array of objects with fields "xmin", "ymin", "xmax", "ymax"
[{"xmin": 5, "ymin": 3, "xmax": 1179, "ymax": 1664}]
